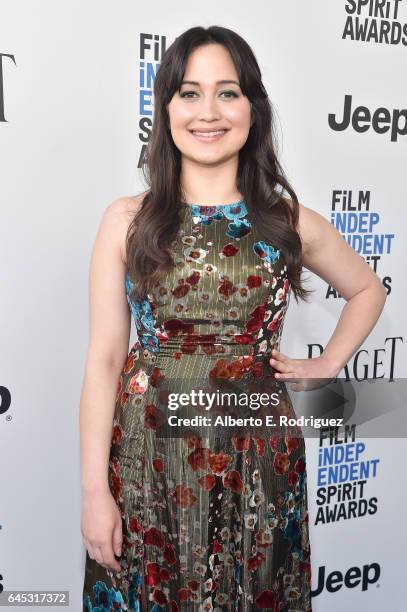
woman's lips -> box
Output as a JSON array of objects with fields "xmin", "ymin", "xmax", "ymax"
[{"xmin": 189, "ymin": 129, "xmax": 228, "ymax": 143}]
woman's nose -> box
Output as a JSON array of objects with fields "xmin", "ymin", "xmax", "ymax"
[{"xmin": 196, "ymin": 96, "xmax": 221, "ymax": 120}]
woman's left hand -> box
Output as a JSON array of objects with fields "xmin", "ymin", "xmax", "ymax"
[{"xmin": 269, "ymin": 349, "xmax": 340, "ymax": 391}]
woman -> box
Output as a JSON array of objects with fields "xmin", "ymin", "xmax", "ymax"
[{"xmin": 81, "ymin": 26, "xmax": 386, "ymax": 611}]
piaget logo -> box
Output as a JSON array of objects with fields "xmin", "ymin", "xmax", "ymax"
[
  {"xmin": 0, "ymin": 53, "xmax": 16, "ymax": 122},
  {"xmin": 0, "ymin": 386, "xmax": 11, "ymax": 416}
]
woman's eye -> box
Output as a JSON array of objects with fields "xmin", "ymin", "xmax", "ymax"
[
  {"xmin": 180, "ymin": 91, "xmax": 197, "ymax": 99},
  {"xmin": 179, "ymin": 90, "xmax": 239, "ymax": 99},
  {"xmin": 220, "ymin": 91, "xmax": 239, "ymax": 98}
]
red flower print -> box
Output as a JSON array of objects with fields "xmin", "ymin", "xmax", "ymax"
[
  {"xmin": 201, "ymin": 343, "xmax": 218, "ymax": 356},
  {"xmin": 110, "ymin": 472, "xmax": 122, "ymax": 503},
  {"xmin": 128, "ymin": 517, "xmax": 143, "ymax": 533},
  {"xmin": 253, "ymin": 437, "xmax": 266, "ymax": 456},
  {"xmin": 111, "ymin": 456, "xmax": 120, "ymax": 475},
  {"xmin": 159, "ymin": 568, "xmax": 170, "ymax": 582},
  {"xmin": 144, "ymin": 404, "xmax": 166, "ymax": 430},
  {"xmin": 285, "ymin": 436, "xmax": 300, "ymax": 454},
  {"xmin": 255, "ymin": 589, "xmax": 277, "ymax": 609},
  {"xmin": 153, "ymin": 458, "xmax": 164, "ymax": 472},
  {"xmin": 209, "ymin": 356, "xmax": 254, "ymax": 380},
  {"xmin": 152, "ymin": 589, "xmax": 168, "ymax": 605},
  {"xmin": 123, "ymin": 353, "xmax": 135, "ymax": 374},
  {"xmin": 198, "ymin": 333, "xmax": 217, "ymax": 348},
  {"xmin": 295, "ymin": 457, "xmax": 306, "ymax": 474},
  {"xmin": 269, "ymin": 437, "xmax": 279, "ymax": 452},
  {"xmin": 246, "ymin": 303, "xmax": 267, "ymax": 333},
  {"xmin": 198, "ymin": 474, "xmax": 216, "ymax": 491},
  {"xmin": 150, "ymin": 366, "xmax": 165, "ymax": 387},
  {"xmin": 247, "ymin": 551, "xmax": 266, "ymax": 571},
  {"xmin": 171, "ymin": 601, "xmax": 180, "ymax": 612},
  {"xmin": 223, "ymin": 470, "xmax": 244, "ymax": 494},
  {"xmin": 247, "ymin": 275, "xmax": 262, "ymax": 289},
  {"xmin": 209, "ymin": 358, "xmax": 230, "ymax": 379},
  {"xmin": 116, "ymin": 376, "xmax": 123, "ymax": 400},
  {"xmin": 174, "ymin": 484, "xmax": 198, "ymax": 509},
  {"xmin": 212, "ymin": 539, "xmax": 223, "ymax": 553},
  {"xmin": 208, "ymin": 452, "xmax": 233, "ymax": 475},
  {"xmin": 267, "ymin": 309, "xmax": 283, "ymax": 332},
  {"xmin": 120, "ymin": 391, "xmax": 130, "ymax": 408},
  {"xmin": 109, "ymin": 457, "xmax": 122, "ymax": 502},
  {"xmin": 172, "ymin": 282, "xmax": 190, "ymax": 299},
  {"xmin": 184, "ymin": 435, "xmax": 203, "ymax": 449},
  {"xmin": 127, "ymin": 369, "xmax": 148, "ymax": 394},
  {"xmin": 187, "ymin": 580, "xmax": 200, "ymax": 592},
  {"xmin": 186, "ymin": 270, "xmax": 201, "ymax": 286},
  {"xmin": 222, "ymin": 243, "xmax": 239, "ymax": 257},
  {"xmin": 145, "ymin": 527, "xmax": 165, "ymax": 549},
  {"xmin": 255, "ymin": 529, "xmax": 273, "ymax": 548},
  {"xmin": 234, "ymin": 333, "xmax": 255, "ymax": 345},
  {"xmin": 164, "ymin": 318, "xmax": 194, "ymax": 336},
  {"xmin": 187, "ymin": 448, "xmax": 212, "ymax": 471},
  {"xmin": 273, "ymin": 451, "xmax": 290, "ymax": 475},
  {"xmin": 300, "ymin": 560, "xmax": 312, "ymax": 576},
  {"xmin": 232, "ymin": 433, "xmax": 250, "ymax": 452},
  {"xmin": 164, "ymin": 543, "xmax": 177, "ymax": 565},
  {"xmin": 178, "ymin": 588, "xmax": 191, "ymax": 602},
  {"xmin": 181, "ymin": 337, "xmax": 198, "ymax": 355},
  {"xmin": 111, "ymin": 423, "xmax": 123, "ymax": 445},
  {"xmin": 288, "ymin": 470, "xmax": 299, "ymax": 486},
  {"xmin": 146, "ymin": 562, "xmax": 161, "ymax": 586},
  {"xmin": 218, "ymin": 278, "xmax": 238, "ymax": 299}
]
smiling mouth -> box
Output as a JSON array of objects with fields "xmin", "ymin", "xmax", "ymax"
[{"xmin": 189, "ymin": 129, "xmax": 229, "ymax": 140}]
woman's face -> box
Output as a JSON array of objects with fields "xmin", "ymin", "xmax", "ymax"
[{"xmin": 167, "ymin": 43, "xmax": 252, "ymax": 165}]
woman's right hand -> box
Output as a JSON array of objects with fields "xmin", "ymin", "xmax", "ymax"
[{"xmin": 81, "ymin": 489, "xmax": 123, "ymax": 573}]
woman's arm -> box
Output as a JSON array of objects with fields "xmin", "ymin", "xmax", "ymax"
[
  {"xmin": 79, "ymin": 196, "xmax": 138, "ymax": 495},
  {"xmin": 298, "ymin": 202, "xmax": 387, "ymax": 375}
]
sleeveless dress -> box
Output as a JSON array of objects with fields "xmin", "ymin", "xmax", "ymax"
[{"xmin": 83, "ymin": 200, "xmax": 312, "ymax": 611}]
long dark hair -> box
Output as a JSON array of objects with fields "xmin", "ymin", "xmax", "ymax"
[{"xmin": 126, "ymin": 25, "xmax": 313, "ymax": 303}]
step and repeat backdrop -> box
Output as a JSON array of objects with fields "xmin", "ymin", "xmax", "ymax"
[{"xmin": 1, "ymin": 0, "xmax": 406, "ymax": 610}]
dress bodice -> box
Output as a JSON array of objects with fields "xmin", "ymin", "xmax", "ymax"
[{"xmin": 124, "ymin": 201, "xmax": 291, "ymax": 377}]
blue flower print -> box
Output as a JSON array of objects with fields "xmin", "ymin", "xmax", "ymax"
[
  {"xmin": 128, "ymin": 570, "xmax": 142, "ymax": 611},
  {"xmin": 226, "ymin": 218, "xmax": 252, "ymax": 239},
  {"xmin": 253, "ymin": 240, "xmax": 280, "ymax": 264},
  {"xmin": 219, "ymin": 201, "xmax": 248, "ymax": 220},
  {"xmin": 191, "ymin": 201, "xmax": 252, "ymax": 237},
  {"xmin": 190, "ymin": 205, "xmax": 224, "ymax": 225},
  {"xmin": 283, "ymin": 516, "xmax": 301, "ymax": 553},
  {"xmin": 83, "ymin": 580, "xmax": 125, "ymax": 611},
  {"xmin": 124, "ymin": 272, "xmax": 160, "ymax": 354}
]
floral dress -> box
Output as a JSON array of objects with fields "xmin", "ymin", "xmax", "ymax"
[{"xmin": 83, "ymin": 200, "xmax": 312, "ymax": 611}]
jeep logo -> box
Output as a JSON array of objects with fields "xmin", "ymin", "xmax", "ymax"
[
  {"xmin": 312, "ymin": 562, "xmax": 380, "ymax": 596},
  {"xmin": 329, "ymin": 94, "xmax": 407, "ymax": 142}
]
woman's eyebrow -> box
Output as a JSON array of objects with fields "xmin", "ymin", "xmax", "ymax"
[{"xmin": 180, "ymin": 80, "xmax": 240, "ymax": 86}]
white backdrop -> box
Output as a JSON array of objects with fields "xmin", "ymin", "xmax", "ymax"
[{"xmin": 1, "ymin": 0, "xmax": 406, "ymax": 610}]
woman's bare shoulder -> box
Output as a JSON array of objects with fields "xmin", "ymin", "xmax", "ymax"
[
  {"xmin": 108, "ymin": 191, "xmax": 148, "ymax": 217},
  {"xmin": 104, "ymin": 191, "xmax": 149, "ymax": 264},
  {"xmin": 282, "ymin": 197, "xmax": 334, "ymax": 258}
]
